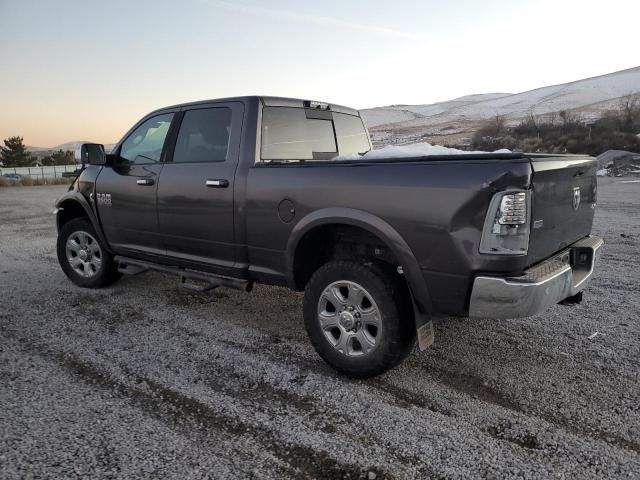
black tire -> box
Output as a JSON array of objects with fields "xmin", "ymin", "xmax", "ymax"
[
  {"xmin": 303, "ymin": 260, "xmax": 415, "ymax": 378},
  {"xmin": 57, "ymin": 217, "xmax": 121, "ymax": 288}
]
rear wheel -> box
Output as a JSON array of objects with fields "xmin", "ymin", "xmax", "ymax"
[
  {"xmin": 303, "ymin": 260, "xmax": 415, "ymax": 378},
  {"xmin": 57, "ymin": 217, "xmax": 121, "ymax": 288}
]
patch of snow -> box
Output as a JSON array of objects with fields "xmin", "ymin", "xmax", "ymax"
[
  {"xmin": 620, "ymin": 180, "xmax": 640, "ymax": 183},
  {"xmin": 335, "ymin": 142, "xmax": 511, "ymax": 161},
  {"xmin": 596, "ymin": 169, "xmax": 609, "ymax": 176},
  {"xmin": 447, "ymin": 93, "xmax": 513, "ymax": 103}
]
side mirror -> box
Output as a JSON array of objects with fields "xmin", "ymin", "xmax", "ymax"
[{"xmin": 81, "ymin": 143, "xmax": 106, "ymax": 165}]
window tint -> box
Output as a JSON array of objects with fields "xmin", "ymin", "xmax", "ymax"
[
  {"xmin": 261, "ymin": 107, "xmax": 337, "ymax": 161},
  {"xmin": 173, "ymin": 108, "xmax": 231, "ymax": 163},
  {"xmin": 119, "ymin": 113, "xmax": 173, "ymax": 164},
  {"xmin": 333, "ymin": 113, "xmax": 370, "ymax": 156}
]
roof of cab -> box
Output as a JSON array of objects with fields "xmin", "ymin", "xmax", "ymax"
[{"xmin": 153, "ymin": 96, "xmax": 360, "ymax": 116}]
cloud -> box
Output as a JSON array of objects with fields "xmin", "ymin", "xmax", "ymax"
[{"xmin": 206, "ymin": 0, "xmax": 428, "ymax": 40}]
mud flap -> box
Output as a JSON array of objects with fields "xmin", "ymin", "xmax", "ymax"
[
  {"xmin": 411, "ymin": 296, "xmax": 435, "ymax": 351},
  {"xmin": 417, "ymin": 320, "xmax": 435, "ymax": 351}
]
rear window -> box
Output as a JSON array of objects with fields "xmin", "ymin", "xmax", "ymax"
[
  {"xmin": 261, "ymin": 107, "xmax": 336, "ymax": 161},
  {"xmin": 333, "ymin": 112, "xmax": 370, "ymax": 156},
  {"xmin": 260, "ymin": 107, "xmax": 369, "ymax": 162}
]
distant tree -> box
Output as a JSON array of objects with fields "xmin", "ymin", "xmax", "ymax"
[
  {"xmin": 50, "ymin": 149, "xmax": 76, "ymax": 165},
  {"xmin": 1, "ymin": 136, "xmax": 34, "ymax": 167},
  {"xmin": 558, "ymin": 110, "xmax": 581, "ymax": 127},
  {"xmin": 484, "ymin": 113, "xmax": 507, "ymax": 137},
  {"xmin": 516, "ymin": 111, "xmax": 541, "ymax": 138},
  {"xmin": 617, "ymin": 93, "xmax": 640, "ymax": 131},
  {"xmin": 41, "ymin": 155, "xmax": 54, "ymax": 166}
]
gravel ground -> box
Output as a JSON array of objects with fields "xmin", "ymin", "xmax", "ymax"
[{"xmin": 1, "ymin": 181, "xmax": 639, "ymax": 479}]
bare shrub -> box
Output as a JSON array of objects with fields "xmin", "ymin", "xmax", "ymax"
[
  {"xmin": 615, "ymin": 93, "xmax": 640, "ymax": 131},
  {"xmin": 472, "ymin": 94, "xmax": 640, "ymax": 155},
  {"xmin": 519, "ymin": 137, "xmax": 543, "ymax": 152},
  {"xmin": 471, "ymin": 114, "xmax": 509, "ymax": 150}
]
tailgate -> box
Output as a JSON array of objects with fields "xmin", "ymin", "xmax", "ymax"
[{"xmin": 527, "ymin": 156, "xmax": 597, "ymax": 265}]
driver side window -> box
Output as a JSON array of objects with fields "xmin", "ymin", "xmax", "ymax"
[{"xmin": 119, "ymin": 113, "xmax": 174, "ymax": 164}]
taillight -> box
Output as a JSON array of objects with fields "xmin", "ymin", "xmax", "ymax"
[{"xmin": 480, "ymin": 190, "xmax": 531, "ymax": 255}]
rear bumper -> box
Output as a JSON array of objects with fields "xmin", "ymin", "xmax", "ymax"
[{"xmin": 468, "ymin": 235, "xmax": 603, "ymax": 319}]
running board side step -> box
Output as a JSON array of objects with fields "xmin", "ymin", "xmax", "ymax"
[
  {"xmin": 114, "ymin": 256, "xmax": 253, "ymax": 293},
  {"xmin": 117, "ymin": 263, "xmax": 149, "ymax": 276}
]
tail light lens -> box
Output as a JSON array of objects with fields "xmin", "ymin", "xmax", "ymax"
[{"xmin": 480, "ymin": 190, "xmax": 531, "ymax": 255}]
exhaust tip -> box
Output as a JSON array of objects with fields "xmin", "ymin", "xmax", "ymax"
[{"xmin": 559, "ymin": 291, "xmax": 583, "ymax": 306}]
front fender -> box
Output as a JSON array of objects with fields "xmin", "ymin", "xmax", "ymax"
[
  {"xmin": 55, "ymin": 191, "xmax": 112, "ymax": 254},
  {"xmin": 285, "ymin": 207, "xmax": 434, "ymax": 316}
]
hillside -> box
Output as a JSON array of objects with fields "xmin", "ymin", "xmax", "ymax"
[{"xmin": 362, "ymin": 66, "xmax": 640, "ymax": 147}]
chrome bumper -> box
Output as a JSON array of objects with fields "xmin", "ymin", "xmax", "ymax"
[{"xmin": 468, "ymin": 236, "xmax": 604, "ymax": 319}]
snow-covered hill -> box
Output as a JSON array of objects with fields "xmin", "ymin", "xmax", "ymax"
[{"xmin": 362, "ymin": 67, "xmax": 640, "ymax": 129}]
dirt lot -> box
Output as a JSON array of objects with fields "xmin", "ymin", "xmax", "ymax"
[{"xmin": 1, "ymin": 181, "xmax": 639, "ymax": 479}]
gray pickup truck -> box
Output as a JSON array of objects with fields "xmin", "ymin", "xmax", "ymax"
[{"xmin": 55, "ymin": 96, "xmax": 603, "ymax": 377}]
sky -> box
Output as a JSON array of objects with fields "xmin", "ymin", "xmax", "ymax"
[{"xmin": 0, "ymin": 0, "xmax": 639, "ymax": 147}]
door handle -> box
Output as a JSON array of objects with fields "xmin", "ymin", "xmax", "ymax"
[
  {"xmin": 136, "ymin": 178, "xmax": 155, "ymax": 186},
  {"xmin": 206, "ymin": 179, "xmax": 229, "ymax": 188}
]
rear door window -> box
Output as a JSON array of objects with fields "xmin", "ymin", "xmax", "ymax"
[{"xmin": 173, "ymin": 108, "xmax": 232, "ymax": 163}]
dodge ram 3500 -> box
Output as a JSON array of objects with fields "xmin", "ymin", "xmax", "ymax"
[{"xmin": 55, "ymin": 96, "xmax": 603, "ymax": 377}]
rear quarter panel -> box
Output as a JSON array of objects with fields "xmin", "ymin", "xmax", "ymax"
[{"xmin": 244, "ymin": 159, "xmax": 533, "ymax": 313}]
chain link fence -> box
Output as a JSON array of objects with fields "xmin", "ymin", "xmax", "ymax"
[{"xmin": 0, "ymin": 165, "xmax": 79, "ymax": 179}]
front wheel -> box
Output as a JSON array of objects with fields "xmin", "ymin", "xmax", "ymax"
[
  {"xmin": 57, "ymin": 217, "xmax": 121, "ymax": 288},
  {"xmin": 303, "ymin": 260, "xmax": 415, "ymax": 378}
]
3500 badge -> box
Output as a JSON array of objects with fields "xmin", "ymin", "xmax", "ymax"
[{"xmin": 96, "ymin": 193, "xmax": 112, "ymax": 208}]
